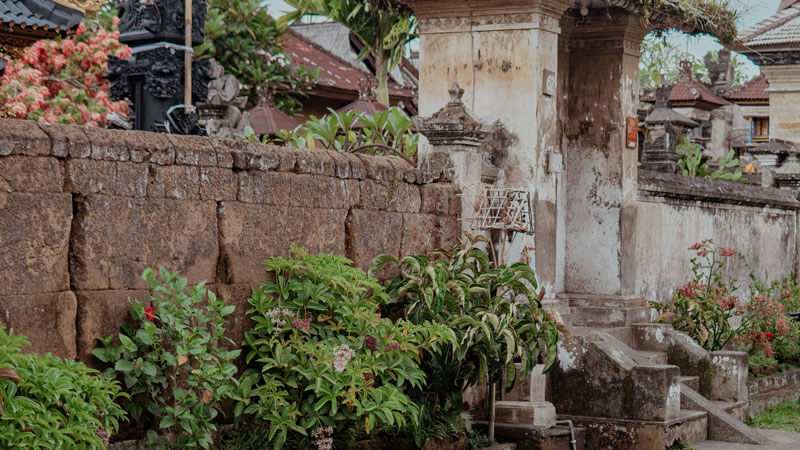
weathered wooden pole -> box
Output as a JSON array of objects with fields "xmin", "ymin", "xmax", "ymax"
[{"xmin": 184, "ymin": 0, "xmax": 192, "ymax": 114}]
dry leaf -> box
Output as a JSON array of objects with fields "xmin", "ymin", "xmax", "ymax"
[
  {"xmin": 0, "ymin": 367, "xmax": 21, "ymax": 382},
  {"xmin": 177, "ymin": 354, "xmax": 189, "ymax": 366},
  {"xmin": 202, "ymin": 390, "xmax": 212, "ymax": 404},
  {"xmin": 318, "ymin": 314, "xmax": 331, "ymax": 322}
]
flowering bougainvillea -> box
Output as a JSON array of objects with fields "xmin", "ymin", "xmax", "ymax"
[{"xmin": 0, "ymin": 18, "xmax": 130, "ymax": 126}]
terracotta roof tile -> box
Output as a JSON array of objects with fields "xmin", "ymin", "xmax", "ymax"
[
  {"xmin": 739, "ymin": 5, "xmax": 800, "ymax": 48},
  {"xmin": 281, "ymin": 28, "xmax": 412, "ymax": 101},
  {"xmin": 668, "ymin": 79, "xmax": 728, "ymax": 106},
  {"xmin": 725, "ymin": 75, "xmax": 769, "ymax": 102}
]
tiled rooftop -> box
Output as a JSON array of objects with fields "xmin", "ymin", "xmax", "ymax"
[
  {"xmin": 740, "ymin": 4, "xmax": 800, "ymax": 48},
  {"xmin": 725, "ymin": 75, "xmax": 769, "ymax": 102},
  {"xmin": 0, "ymin": 0, "xmax": 82, "ymax": 33}
]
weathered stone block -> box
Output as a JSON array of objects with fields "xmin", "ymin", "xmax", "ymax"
[
  {"xmin": 66, "ymin": 158, "xmax": 114, "ymax": 194},
  {"xmin": 169, "ymin": 134, "xmax": 218, "ymax": 166},
  {"xmin": 237, "ymin": 171, "xmax": 359, "ymax": 209},
  {"xmin": 401, "ymin": 213, "xmax": 440, "ymax": 256},
  {"xmin": 84, "ymin": 126, "xmax": 131, "ymax": 161},
  {"xmin": 419, "ymin": 183, "xmax": 454, "ymax": 214},
  {"xmin": 0, "ymin": 119, "xmax": 50, "ymax": 156},
  {"xmin": 0, "ymin": 156, "xmax": 63, "ymax": 192},
  {"xmin": 631, "ymin": 365, "xmax": 681, "ymax": 421},
  {"xmin": 218, "ymin": 202, "xmax": 347, "ymax": 284},
  {"xmin": 294, "ymin": 148, "xmax": 336, "ymax": 176},
  {"xmin": 327, "ymin": 150, "xmax": 352, "ymax": 179},
  {"xmin": 710, "ymin": 351, "xmax": 748, "ymax": 402},
  {"xmin": 70, "ymin": 196, "xmax": 218, "ymax": 290},
  {"xmin": 37, "ymin": 122, "xmax": 90, "ymax": 158},
  {"xmin": 502, "ymin": 364, "xmax": 548, "ymax": 403},
  {"xmin": 345, "ymin": 208, "xmax": 402, "ymax": 270},
  {"xmin": 358, "ymin": 154, "xmax": 396, "ymax": 181},
  {"xmin": 75, "ymin": 289, "xmax": 149, "ymax": 363},
  {"xmin": 113, "ymin": 162, "xmax": 148, "ymax": 197},
  {"xmin": 0, "ymin": 291, "xmax": 77, "ymax": 359},
  {"xmin": 200, "ymin": 167, "xmax": 237, "ymax": 201},
  {"xmin": 146, "ymin": 165, "xmax": 200, "ymax": 199},
  {"xmin": 631, "ymin": 323, "xmax": 670, "ymax": 352},
  {"xmin": 359, "ymin": 179, "xmax": 421, "ymax": 212},
  {"xmin": 494, "ymin": 401, "xmax": 556, "ymax": 428},
  {"xmin": 420, "ymin": 152, "xmax": 455, "ymax": 183},
  {"xmin": 0, "ymin": 193, "xmax": 71, "ymax": 295}
]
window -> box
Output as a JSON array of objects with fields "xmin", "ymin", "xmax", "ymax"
[{"xmin": 751, "ymin": 117, "xmax": 769, "ymax": 143}]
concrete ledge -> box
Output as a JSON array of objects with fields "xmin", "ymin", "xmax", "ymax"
[{"xmin": 638, "ymin": 169, "xmax": 800, "ymax": 210}]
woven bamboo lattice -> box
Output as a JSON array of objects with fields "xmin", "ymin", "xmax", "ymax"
[{"xmin": 471, "ymin": 188, "xmax": 533, "ymax": 234}]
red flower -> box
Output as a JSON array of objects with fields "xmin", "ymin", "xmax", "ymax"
[
  {"xmin": 765, "ymin": 332, "xmax": 774, "ymax": 340},
  {"xmin": 144, "ymin": 307, "xmax": 155, "ymax": 321},
  {"xmin": 364, "ymin": 335, "xmax": 377, "ymax": 351}
]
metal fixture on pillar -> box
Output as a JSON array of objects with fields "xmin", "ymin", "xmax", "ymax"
[{"xmin": 107, "ymin": 0, "xmax": 212, "ymax": 134}]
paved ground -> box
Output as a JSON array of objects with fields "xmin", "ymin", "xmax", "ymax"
[{"xmin": 695, "ymin": 428, "xmax": 800, "ymax": 449}]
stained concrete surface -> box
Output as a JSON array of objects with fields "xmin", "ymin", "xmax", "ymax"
[{"xmin": 695, "ymin": 428, "xmax": 800, "ymax": 449}]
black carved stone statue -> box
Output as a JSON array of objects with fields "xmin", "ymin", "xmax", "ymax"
[{"xmin": 107, "ymin": 0, "xmax": 211, "ymax": 134}]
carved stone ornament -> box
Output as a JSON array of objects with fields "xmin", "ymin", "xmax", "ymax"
[
  {"xmin": 53, "ymin": 0, "xmax": 104, "ymax": 13},
  {"xmin": 107, "ymin": 48, "xmax": 211, "ymax": 101},
  {"xmin": 746, "ymin": 50, "xmax": 800, "ymax": 67},
  {"xmin": 117, "ymin": 0, "xmax": 207, "ymax": 46},
  {"xmin": 415, "ymin": 82, "xmax": 492, "ymax": 147}
]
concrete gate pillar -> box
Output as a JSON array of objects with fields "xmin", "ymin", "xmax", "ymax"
[
  {"xmin": 558, "ymin": 14, "xmax": 649, "ymax": 325},
  {"xmin": 761, "ymin": 65, "xmax": 800, "ymax": 144},
  {"xmin": 404, "ymin": 0, "xmax": 572, "ymax": 296}
]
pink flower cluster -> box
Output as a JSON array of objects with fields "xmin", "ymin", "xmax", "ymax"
[
  {"xmin": 0, "ymin": 19, "xmax": 129, "ymax": 126},
  {"xmin": 332, "ymin": 344, "xmax": 355, "ymax": 373},
  {"xmin": 292, "ymin": 316, "xmax": 311, "ymax": 330},
  {"xmin": 312, "ymin": 426, "xmax": 333, "ymax": 450}
]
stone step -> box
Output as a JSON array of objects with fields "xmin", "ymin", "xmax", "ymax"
[
  {"xmin": 560, "ymin": 409, "xmax": 708, "ymax": 447},
  {"xmin": 711, "ymin": 400, "xmax": 748, "ymax": 423},
  {"xmin": 681, "ymin": 375, "xmax": 701, "ymax": 392},
  {"xmin": 564, "ymin": 305, "xmax": 649, "ymax": 327},
  {"xmin": 472, "ymin": 422, "xmax": 585, "ymax": 450},
  {"xmin": 633, "ymin": 349, "xmax": 668, "ymax": 365},
  {"xmin": 494, "ymin": 400, "xmax": 556, "ymax": 428},
  {"xmin": 558, "ymin": 293, "xmax": 648, "ymax": 308},
  {"xmin": 680, "ymin": 385, "xmax": 767, "ymax": 445}
]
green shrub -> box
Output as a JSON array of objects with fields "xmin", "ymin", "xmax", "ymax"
[
  {"xmin": 371, "ymin": 235, "xmax": 560, "ymax": 446},
  {"xmin": 0, "ymin": 327, "xmax": 127, "ymax": 448},
  {"xmin": 232, "ymin": 247, "xmax": 453, "ymax": 449},
  {"xmin": 774, "ymin": 336, "xmax": 800, "ymax": 364},
  {"xmin": 748, "ymin": 350, "xmax": 779, "ymax": 377},
  {"xmin": 93, "ymin": 268, "xmax": 240, "ymax": 449},
  {"xmin": 246, "ymin": 107, "xmax": 418, "ymax": 163}
]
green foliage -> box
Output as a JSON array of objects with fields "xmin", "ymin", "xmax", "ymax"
[
  {"xmin": 651, "ymin": 239, "xmax": 742, "ymax": 351},
  {"xmin": 677, "ymin": 136, "xmax": 744, "ymax": 182},
  {"xmin": 370, "ymin": 235, "xmax": 560, "ymax": 446},
  {"xmin": 746, "ymin": 398, "xmax": 800, "ymax": 432},
  {"xmin": 747, "ymin": 350, "xmax": 779, "ymax": 377},
  {"xmin": 198, "ymin": 0, "xmax": 320, "ymax": 114},
  {"xmin": 282, "ymin": 0, "xmax": 416, "ymax": 105},
  {"xmin": 93, "ymin": 268, "xmax": 239, "ymax": 449},
  {"xmin": 233, "ymin": 246, "xmax": 454, "ymax": 449},
  {"xmin": 636, "ymin": 1, "xmax": 738, "ymax": 45},
  {"xmin": 0, "ymin": 327, "xmax": 127, "ymax": 448},
  {"xmin": 677, "ymin": 136, "xmax": 706, "ymax": 178},
  {"xmin": 246, "ymin": 107, "xmax": 418, "ymax": 163}
]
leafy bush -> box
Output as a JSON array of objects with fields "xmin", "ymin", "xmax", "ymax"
[
  {"xmin": 246, "ymin": 107, "xmax": 418, "ymax": 163},
  {"xmin": 652, "ymin": 239, "xmax": 743, "ymax": 351},
  {"xmin": 232, "ymin": 247, "xmax": 453, "ymax": 449},
  {"xmin": 93, "ymin": 268, "xmax": 239, "ymax": 449},
  {"xmin": 0, "ymin": 18, "xmax": 129, "ymax": 125},
  {"xmin": 370, "ymin": 236, "xmax": 560, "ymax": 445},
  {"xmin": 676, "ymin": 136, "xmax": 744, "ymax": 182},
  {"xmin": 198, "ymin": 0, "xmax": 319, "ymax": 114},
  {"xmin": 748, "ymin": 350, "xmax": 779, "ymax": 377},
  {"xmin": 0, "ymin": 327, "xmax": 127, "ymax": 448}
]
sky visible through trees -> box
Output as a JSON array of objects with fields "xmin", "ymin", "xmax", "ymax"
[{"xmin": 264, "ymin": 0, "xmax": 782, "ymax": 79}]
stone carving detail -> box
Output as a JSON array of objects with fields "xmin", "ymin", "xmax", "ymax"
[
  {"xmin": 118, "ymin": 0, "xmax": 207, "ymax": 45},
  {"xmin": 108, "ymin": 49, "xmax": 211, "ymax": 102},
  {"xmin": 747, "ymin": 51, "xmax": 800, "ymax": 67},
  {"xmin": 197, "ymin": 60, "xmax": 251, "ymax": 139},
  {"xmin": 418, "ymin": 12, "xmax": 551, "ymax": 33}
]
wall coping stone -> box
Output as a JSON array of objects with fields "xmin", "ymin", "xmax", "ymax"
[
  {"xmin": 639, "ymin": 169, "xmax": 800, "ymax": 210},
  {"xmin": 747, "ymin": 367, "xmax": 800, "ymax": 395},
  {"xmin": 0, "ymin": 119, "xmax": 446, "ymax": 185}
]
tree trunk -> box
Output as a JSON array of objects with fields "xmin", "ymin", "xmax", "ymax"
[{"xmin": 374, "ymin": 50, "xmax": 390, "ymax": 106}]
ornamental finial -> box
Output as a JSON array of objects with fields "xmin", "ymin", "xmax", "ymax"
[{"xmin": 448, "ymin": 82, "xmax": 465, "ymax": 104}]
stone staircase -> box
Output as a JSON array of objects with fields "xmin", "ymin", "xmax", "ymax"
[{"xmin": 546, "ymin": 319, "xmax": 766, "ymax": 448}]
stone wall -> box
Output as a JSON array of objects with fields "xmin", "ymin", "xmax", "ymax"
[
  {"xmin": 634, "ymin": 170, "xmax": 800, "ymax": 304},
  {"xmin": 0, "ymin": 119, "xmax": 461, "ymax": 361}
]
